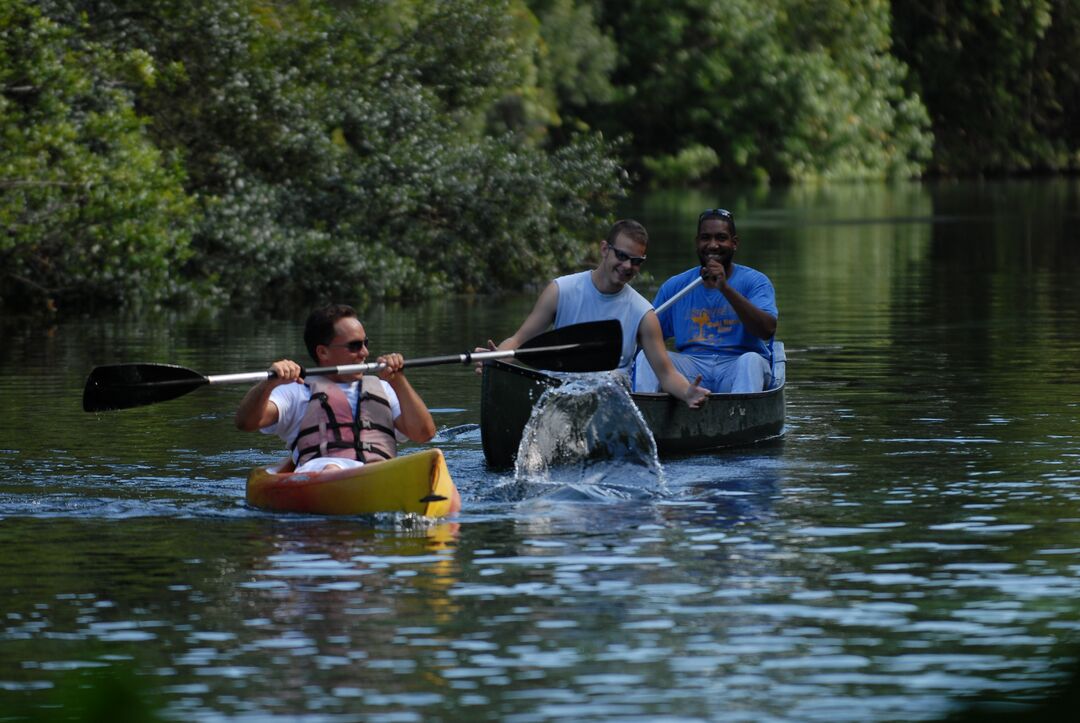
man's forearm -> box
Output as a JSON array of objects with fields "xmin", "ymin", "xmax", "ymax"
[
  {"xmin": 722, "ymin": 287, "xmax": 776, "ymax": 339},
  {"xmin": 389, "ymin": 376, "xmax": 436, "ymax": 442},
  {"xmin": 235, "ymin": 381, "xmax": 274, "ymax": 431}
]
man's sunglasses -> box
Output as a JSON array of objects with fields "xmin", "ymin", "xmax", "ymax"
[
  {"xmin": 698, "ymin": 208, "xmax": 734, "ymax": 224},
  {"xmin": 608, "ymin": 244, "xmax": 647, "ymax": 266},
  {"xmin": 329, "ymin": 338, "xmax": 370, "ymax": 352}
]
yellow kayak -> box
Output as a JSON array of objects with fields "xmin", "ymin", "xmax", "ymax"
[{"xmin": 245, "ymin": 448, "xmax": 460, "ymax": 517}]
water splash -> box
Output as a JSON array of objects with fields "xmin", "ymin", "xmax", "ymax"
[{"xmin": 504, "ymin": 373, "xmax": 665, "ymax": 501}]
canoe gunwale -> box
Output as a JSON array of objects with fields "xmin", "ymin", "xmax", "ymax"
[
  {"xmin": 480, "ymin": 359, "xmax": 786, "ymax": 468},
  {"xmin": 630, "ymin": 385, "xmax": 784, "ymax": 403}
]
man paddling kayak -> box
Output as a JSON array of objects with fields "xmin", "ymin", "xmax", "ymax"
[{"xmin": 235, "ymin": 304, "xmax": 441, "ymax": 476}]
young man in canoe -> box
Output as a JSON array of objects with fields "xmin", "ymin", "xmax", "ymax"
[
  {"xmin": 235, "ymin": 303, "xmax": 441, "ymax": 474},
  {"xmin": 479, "ymin": 219, "xmax": 709, "ymax": 408},
  {"xmin": 633, "ymin": 208, "xmax": 778, "ymax": 394}
]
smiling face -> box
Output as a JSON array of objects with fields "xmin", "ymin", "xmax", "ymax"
[
  {"xmin": 696, "ymin": 217, "xmax": 738, "ymax": 267},
  {"xmin": 597, "ymin": 232, "xmax": 647, "ymax": 292},
  {"xmin": 317, "ymin": 316, "xmax": 371, "ymax": 381}
]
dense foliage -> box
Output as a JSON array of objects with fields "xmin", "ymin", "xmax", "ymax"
[
  {"xmin": 0, "ymin": 1, "xmax": 194, "ymax": 310},
  {"xmin": 892, "ymin": 0, "xmax": 1080, "ymax": 175},
  {"xmin": 2, "ymin": 0, "xmax": 628, "ymax": 311},
  {"xmin": 587, "ymin": 0, "xmax": 933, "ymax": 184},
  {"xmin": 2, "ymin": 0, "xmax": 1078, "ymax": 311}
]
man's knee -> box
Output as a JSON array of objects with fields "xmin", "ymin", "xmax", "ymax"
[
  {"xmin": 733, "ymin": 352, "xmax": 770, "ymax": 392},
  {"xmin": 738, "ymin": 352, "xmax": 769, "ymax": 372}
]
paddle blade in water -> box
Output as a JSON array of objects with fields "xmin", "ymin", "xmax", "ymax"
[
  {"xmin": 517, "ymin": 319, "xmax": 623, "ymax": 372},
  {"xmin": 82, "ymin": 363, "xmax": 209, "ymax": 412}
]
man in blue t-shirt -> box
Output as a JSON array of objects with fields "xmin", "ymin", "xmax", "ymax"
[{"xmin": 633, "ymin": 208, "xmax": 778, "ymax": 394}]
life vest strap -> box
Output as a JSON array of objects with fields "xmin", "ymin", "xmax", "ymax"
[
  {"xmin": 360, "ymin": 392, "xmax": 391, "ymax": 408},
  {"xmin": 291, "ymin": 419, "xmax": 393, "ymax": 449},
  {"xmin": 294, "ymin": 440, "xmax": 394, "ymax": 462},
  {"xmin": 358, "ymin": 418, "xmax": 395, "ymax": 435}
]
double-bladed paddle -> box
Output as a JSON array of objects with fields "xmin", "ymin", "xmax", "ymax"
[{"xmin": 82, "ymin": 319, "xmax": 622, "ymax": 413}]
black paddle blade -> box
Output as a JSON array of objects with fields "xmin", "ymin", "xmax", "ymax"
[
  {"xmin": 516, "ymin": 319, "xmax": 623, "ymax": 372},
  {"xmin": 83, "ymin": 364, "xmax": 209, "ymax": 412}
]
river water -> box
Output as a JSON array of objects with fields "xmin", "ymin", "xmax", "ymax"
[{"xmin": 2, "ymin": 180, "xmax": 1079, "ymax": 721}]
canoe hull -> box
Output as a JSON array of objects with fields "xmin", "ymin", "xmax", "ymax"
[
  {"xmin": 245, "ymin": 448, "xmax": 458, "ymax": 517},
  {"xmin": 480, "ymin": 360, "xmax": 785, "ymax": 468}
]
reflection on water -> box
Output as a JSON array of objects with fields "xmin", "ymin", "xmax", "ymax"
[{"xmin": 2, "ymin": 180, "xmax": 1080, "ymax": 720}]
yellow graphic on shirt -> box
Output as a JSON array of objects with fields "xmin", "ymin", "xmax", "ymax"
[{"xmin": 689, "ymin": 307, "xmax": 737, "ymax": 343}]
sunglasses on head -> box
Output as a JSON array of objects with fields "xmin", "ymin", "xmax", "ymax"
[
  {"xmin": 608, "ymin": 244, "xmax": 646, "ymax": 266},
  {"xmin": 329, "ymin": 338, "xmax": 369, "ymax": 352},
  {"xmin": 698, "ymin": 208, "xmax": 734, "ymax": 224}
]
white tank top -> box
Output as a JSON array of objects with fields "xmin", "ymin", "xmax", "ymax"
[{"xmin": 553, "ymin": 270, "xmax": 652, "ymax": 371}]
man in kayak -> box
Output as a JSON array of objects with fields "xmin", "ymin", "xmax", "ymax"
[
  {"xmin": 633, "ymin": 208, "xmax": 777, "ymax": 394},
  {"xmin": 479, "ymin": 219, "xmax": 708, "ymax": 408},
  {"xmin": 235, "ymin": 303, "xmax": 438, "ymax": 473}
]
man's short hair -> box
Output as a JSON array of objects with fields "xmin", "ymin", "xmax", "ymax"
[
  {"xmin": 304, "ymin": 303, "xmax": 357, "ymax": 362},
  {"xmin": 607, "ymin": 219, "xmax": 648, "ymax": 247}
]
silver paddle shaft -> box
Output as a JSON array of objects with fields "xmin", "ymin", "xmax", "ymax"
[
  {"xmin": 654, "ymin": 275, "xmax": 704, "ymax": 315},
  {"xmin": 204, "ymin": 345, "xmax": 580, "ymax": 385}
]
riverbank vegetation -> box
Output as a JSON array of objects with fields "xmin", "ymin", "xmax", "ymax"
[{"xmin": 3, "ymin": 0, "xmax": 1078, "ymax": 311}]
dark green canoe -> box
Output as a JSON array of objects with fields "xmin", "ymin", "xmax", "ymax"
[{"xmin": 480, "ymin": 359, "xmax": 786, "ymax": 469}]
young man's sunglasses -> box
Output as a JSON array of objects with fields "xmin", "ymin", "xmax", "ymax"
[{"xmin": 608, "ymin": 245, "xmax": 647, "ymax": 267}]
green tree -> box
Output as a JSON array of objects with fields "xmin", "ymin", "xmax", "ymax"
[
  {"xmin": 0, "ymin": 0, "xmax": 194, "ymax": 312},
  {"xmin": 502, "ymin": 0, "xmax": 618, "ymax": 144},
  {"xmin": 590, "ymin": 0, "xmax": 932, "ymax": 183},
  {"xmin": 892, "ymin": 0, "xmax": 1080, "ymax": 175},
  {"xmin": 3, "ymin": 0, "xmax": 626, "ymax": 311}
]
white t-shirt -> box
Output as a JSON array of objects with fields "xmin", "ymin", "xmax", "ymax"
[{"xmin": 260, "ymin": 379, "xmax": 403, "ymax": 462}]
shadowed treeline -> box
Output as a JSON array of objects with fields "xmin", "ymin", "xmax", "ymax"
[{"xmin": 3, "ymin": 1, "xmax": 1078, "ymax": 312}]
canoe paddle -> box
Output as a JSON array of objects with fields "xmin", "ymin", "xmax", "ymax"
[
  {"xmin": 82, "ymin": 319, "xmax": 622, "ymax": 412},
  {"xmin": 622, "ymin": 276, "xmax": 705, "ymax": 369},
  {"xmin": 654, "ymin": 275, "xmax": 703, "ymax": 315}
]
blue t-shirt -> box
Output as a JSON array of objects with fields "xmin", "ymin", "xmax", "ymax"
[{"xmin": 653, "ymin": 264, "xmax": 777, "ymax": 360}]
